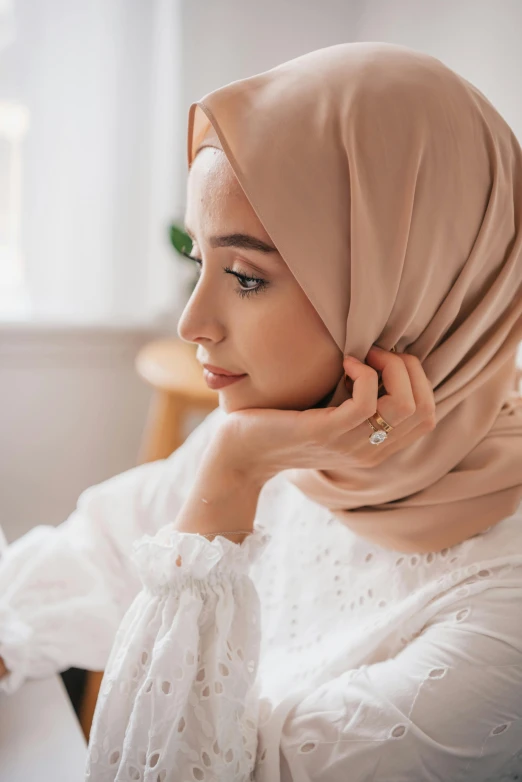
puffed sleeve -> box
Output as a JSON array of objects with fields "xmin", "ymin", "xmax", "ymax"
[
  {"xmin": 85, "ymin": 523, "xmax": 272, "ymax": 781},
  {"xmin": 0, "ymin": 406, "xmax": 226, "ymax": 695},
  {"xmin": 256, "ymin": 579, "xmax": 522, "ymax": 782}
]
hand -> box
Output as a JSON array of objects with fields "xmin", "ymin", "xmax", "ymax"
[{"xmin": 215, "ymin": 346, "xmax": 436, "ymax": 481}]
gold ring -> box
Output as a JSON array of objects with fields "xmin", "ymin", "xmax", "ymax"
[{"xmin": 370, "ymin": 413, "xmax": 394, "ymax": 433}]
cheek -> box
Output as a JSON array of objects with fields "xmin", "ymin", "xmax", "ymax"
[
  {"xmin": 268, "ymin": 297, "xmax": 338, "ymax": 370},
  {"xmin": 243, "ymin": 304, "xmax": 308, "ymax": 368},
  {"xmin": 247, "ymin": 302, "xmax": 340, "ymax": 390}
]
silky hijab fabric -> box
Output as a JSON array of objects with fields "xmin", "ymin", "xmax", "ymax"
[{"xmin": 186, "ymin": 42, "xmax": 522, "ymax": 553}]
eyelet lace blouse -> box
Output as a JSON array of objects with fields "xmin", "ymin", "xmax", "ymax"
[{"xmin": 1, "ymin": 406, "xmax": 522, "ymax": 781}]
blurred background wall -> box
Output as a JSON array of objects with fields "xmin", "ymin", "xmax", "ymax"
[{"xmin": 1, "ymin": 0, "xmax": 522, "ymax": 541}]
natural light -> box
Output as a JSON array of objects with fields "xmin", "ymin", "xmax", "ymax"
[{"xmin": 0, "ymin": 100, "xmax": 29, "ymax": 315}]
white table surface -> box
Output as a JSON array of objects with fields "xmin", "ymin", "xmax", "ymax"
[{"xmin": 0, "ymin": 675, "xmax": 87, "ymax": 781}]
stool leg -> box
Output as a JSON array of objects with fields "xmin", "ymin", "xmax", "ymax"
[
  {"xmin": 79, "ymin": 670, "xmax": 104, "ymax": 741},
  {"xmin": 137, "ymin": 390, "xmax": 186, "ymax": 464}
]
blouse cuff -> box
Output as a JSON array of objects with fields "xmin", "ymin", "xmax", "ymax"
[
  {"xmin": 131, "ymin": 524, "xmax": 271, "ymax": 588},
  {"xmin": 0, "ymin": 604, "xmax": 35, "ymax": 694}
]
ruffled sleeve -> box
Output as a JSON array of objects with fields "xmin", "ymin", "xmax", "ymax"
[
  {"xmin": 0, "ymin": 407, "xmax": 227, "ymax": 695},
  {"xmin": 85, "ymin": 524, "xmax": 271, "ymax": 782}
]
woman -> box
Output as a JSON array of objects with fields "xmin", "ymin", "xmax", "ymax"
[{"xmin": 1, "ymin": 41, "xmax": 522, "ymax": 781}]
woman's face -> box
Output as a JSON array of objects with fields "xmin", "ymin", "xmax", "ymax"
[{"xmin": 177, "ymin": 147, "xmax": 343, "ymax": 413}]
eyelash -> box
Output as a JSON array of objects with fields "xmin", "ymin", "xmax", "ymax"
[{"xmin": 180, "ymin": 250, "xmax": 268, "ymax": 299}]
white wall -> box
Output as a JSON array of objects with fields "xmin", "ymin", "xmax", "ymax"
[{"xmin": 0, "ymin": 325, "xmax": 155, "ymax": 541}]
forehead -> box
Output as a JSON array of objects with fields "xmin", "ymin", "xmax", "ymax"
[{"xmin": 186, "ymin": 148, "xmax": 270, "ymax": 239}]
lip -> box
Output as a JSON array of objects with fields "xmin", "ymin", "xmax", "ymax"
[
  {"xmin": 202, "ymin": 363, "xmax": 245, "ymax": 377},
  {"xmin": 203, "ymin": 369, "xmax": 247, "ymax": 390}
]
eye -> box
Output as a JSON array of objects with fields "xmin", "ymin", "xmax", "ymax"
[
  {"xmin": 180, "ymin": 251, "xmax": 268, "ymax": 299},
  {"xmin": 222, "ymin": 265, "xmax": 268, "ymax": 298}
]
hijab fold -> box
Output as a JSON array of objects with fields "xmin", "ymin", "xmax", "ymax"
[{"xmin": 186, "ymin": 42, "xmax": 522, "ymax": 553}]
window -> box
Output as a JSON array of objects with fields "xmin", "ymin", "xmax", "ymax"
[{"xmin": 0, "ymin": 100, "xmax": 30, "ymax": 315}]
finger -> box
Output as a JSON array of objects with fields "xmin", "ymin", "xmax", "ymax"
[
  {"xmin": 350, "ymin": 350, "xmax": 436, "ymax": 466},
  {"xmin": 395, "ymin": 352, "xmax": 436, "ymax": 431},
  {"xmin": 367, "ymin": 350, "xmax": 436, "ymax": 446},
  {"xmin": 364, "ymin": 347, "xmax": 416, "ymax": 424},
  {"xmin": 340, "ymin": 355, "xmax": 380, "ymax": 425}
]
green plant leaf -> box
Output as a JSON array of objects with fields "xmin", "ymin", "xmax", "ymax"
[
  {"xmin": 169, "ymin": 223, "xmax": 193, "ymax": 257},
  {"xmin": 168, "ymin": 222, "xmax": 198, "ymax": 297}
]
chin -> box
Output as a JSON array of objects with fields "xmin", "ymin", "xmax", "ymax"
[
  {"xmin": 218, "ymin": 383, "xmax": 337, "ymax": 414},
  {"xmin": 217, "ymin": 389, "xmax": 278, "ymax": 414}
]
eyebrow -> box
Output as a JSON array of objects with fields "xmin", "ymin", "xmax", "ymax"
[{"xmin": 183, "ymin": 224, "xmax": 278, "ymax": 255}]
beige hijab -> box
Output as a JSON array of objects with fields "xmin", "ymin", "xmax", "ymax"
[{"xmin": 186, "ymin": 42, "xmax": 522, "ymax": 553}]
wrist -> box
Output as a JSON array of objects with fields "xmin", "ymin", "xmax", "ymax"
[{"xmin": 174, "ymin": 460, "xmax": 263, "ymax": 539}]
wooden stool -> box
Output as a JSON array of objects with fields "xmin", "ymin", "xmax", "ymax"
[
  {"xmin": 135, "ymin": 338, "xmax": 219, "ymax": 463},
  {"xmin": 78, "ymin": 338, "xmax": 219, "ymax": 740}
]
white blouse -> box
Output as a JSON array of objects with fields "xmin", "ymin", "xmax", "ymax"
[{"xmin": 1, "ymin": 405, "xmax": 522, "ymax": 782}]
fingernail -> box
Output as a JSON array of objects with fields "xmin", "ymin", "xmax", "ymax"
[{"xmin": 344, "ymin": 354, "xmax": 361, "ymax": 363}]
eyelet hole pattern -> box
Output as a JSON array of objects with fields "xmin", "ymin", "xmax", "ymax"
[
  {"xmin": 428, "ymin": 667, "xmax": 447, "ymax": 679},
  {"xmin": 491, "ymin": 723, "xmax": 511, "ymax": 736},
  {"xmin": 455, "ymin": 608, "xmax": 470, "ymax": 622},
  {"xmin": 390, "ymin": 724, "xmax": 408, "ymax": 739},
  {"xmin": 149, "ymin": 752, "xmax": 160, "ymax": 768}
]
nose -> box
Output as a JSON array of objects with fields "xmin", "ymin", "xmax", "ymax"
[{"xmin": 177, "ymin": 277, "xmax": 226, "ymax": 346}]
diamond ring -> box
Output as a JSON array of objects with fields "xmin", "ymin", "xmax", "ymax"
[{"xmin": 367, "ymin": 413, "xmax": 394, "ymax": 445}]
